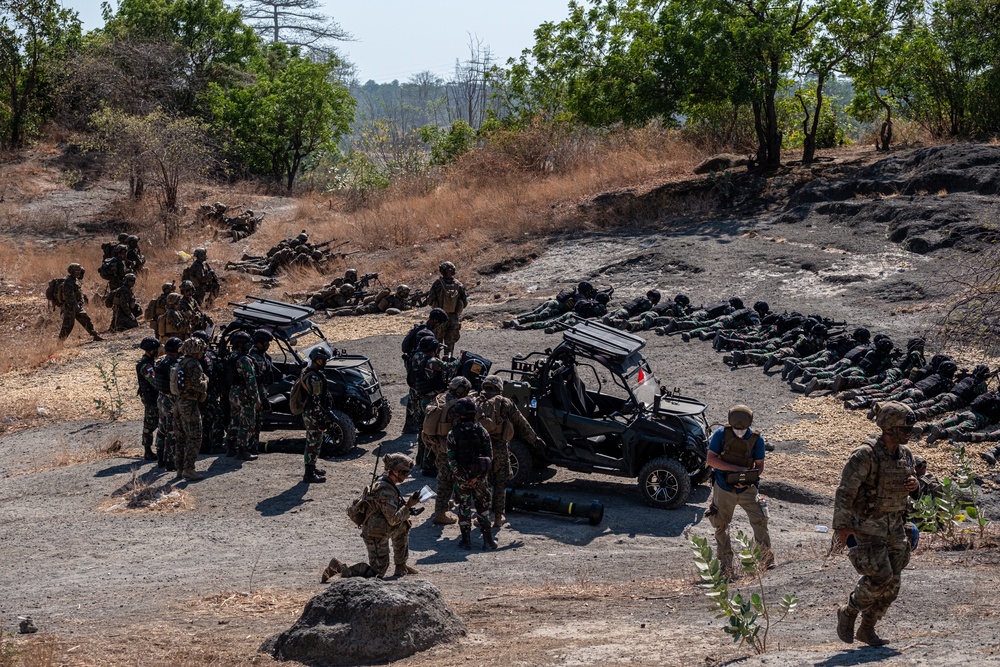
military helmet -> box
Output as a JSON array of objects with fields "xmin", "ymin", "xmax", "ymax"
[
  {"xmin": 853, "ymin": 327, "xmax": 871, "ymax": 343},
  {"xmin": 118, "ymin": 233, "xmax": 129, "ymax": 243},
  {"xmin": 577, "ymin": 281, "xmax": 595, "ymax": 297},
  {"xmin": 448, "ymin": 376, "xmax": 472, "ymax": 395},
  {"xmin": 874, "ymin": 401, "xmax": 916, "ymax": 430},
  {"xmin": 162, "ymin": 282, "xmax": 176, "ymax": 294},
  {"xmin": 166, "ymin": 293, "xmax": 181, "ymax": 305},
  {"xmin": 245, "ymin": 210, "xmax": 254, "ymax": 216},
  {"xmin": 115, "ymin": 244, "xmax": 127, "ymax": 255},
  {"xmin": 344, "ymin": 269, "xmax": 358, "ymax": 281},
  {"xmin": 875, "ymin": 336, "xmax": 894, "ymax": 351},
  {"xmin": 309, "ymin": 346, "xmax": 333, "ymax": 362},
  {"xmin": 801, "ymin": 319, "xmax": 815, "ymax": 334},
  {"xmin": 439, "ymin": 261, "xmax": 456, "ymax": 275},
  {"xmin": 180, "ymin": 280, "xmax": 195, "ymax": 293},
  {"xmin": 67, "ymin": 263, "xmax": 84, "ymax": 277},
  {"xmin": 180, "ymin": 337, "xmax": 206, "ymax": 356},
  {"xmin": 675, "ymin": 294, "xmax": 690, "ymax": 306},
  {"xmin": 907, "ymin": 337, "xmax": 925, "ymax": 351},
  {"xmin": 595, "ymin": 292, "xmax": 611, "ymax": 304},
  {"xmin": 812, "ymin": 323, "xmax": 828, "ymax": 337},
  {"xmin": 164, "ymin": 337, "xmax": 183, "ymax": 353},
  {"xmin": 753, "ymin": 300, "xmax": 769, "ymax": 314},
  {"xmin": 190, "ymin": 330, "xmax": 211, "ymax": 343},
  {"xmin": 428, "ymin": 308, "xmax": 448, "ymax": 323},
  {"xmin": 339, "ymin": 284, "xmax": 355, "ymax": 296},
  {"xmin": 296, "ymin": 231, "xmax": 309, "ymax": 242},
  {"xmin": 213, "ymin": 202, "xmax": 226, "ymax": 211},
  {"xmin": 451, "ymin": 397, "xmax": 478, "ymax": 421},
  {"xmin": 127, "ymin": 235, "xmax": 139, "ymax": 244},
  {"xmin": 973, "ymin": 363, "xmax": 991, "ymax": 377},
  {"xmin": 310, "ymin": 250, "xmax": 323, "ymax": 260},
  {"xmin": 251, "ymin": 330, "xmax": 274, "ymax": 345},
  {"xmin": 123, "ymin": 273, "xmax": 136, "ymax": 285},
  {"xmin": 728, "ymin": 405, "xmax": 754, "ymax": 430},
  {"xmin": 418, "ymin": 335, "xmax": 439, "ymax": 352},
  {"xmin": 383, "ymin": 452, "xmax": 415, "ymax": 474},
  {"xmin": 396, "ymin": 284, "xmax": 410, "ymax": 296},
  {"xmin": 939, "ymin": 360, "xmax": 959, "ymax": 376},
  {"xmin": 646, "ymin": 289, "xmax": 661, "ymax": 303},
  {"xmin": 928, "ymin": 353, "xmax": 949, "ymax": 367},
  {"xmin": 139, "ymin": 337, "xmax": 161, "ymax": 354},
  {"xmin": 481, "ymin": 375, "xmax": 504, "ymax": 393},
  {"xmin": 729, "ymin": 296, "xmax": 744, "ymax": 309},
  {"xmin": 193, "ymin": 248, "xmax": 207, "ymax": 260},
  {"xmin": 229, "ymin": 331, "xmax": 252, "ymax": 350}
]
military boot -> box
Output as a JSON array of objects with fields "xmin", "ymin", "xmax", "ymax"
[
  {"xmin": 237, "ymin": 447, "xmax": 259, "ymax": 461},
  {"xmin": 762, "ymin": 355, "xmax": 781, "ymax": 372},
  {"xmin": 789, "ymin": 380, "xmax": 809, "ymax": 393},
  {"xmin": 855, "ymin": 615, "xmax": 889, "ymax": 646},
  {"xmin": 925, "ymin": 425, "xmax": 943, "ymax": 445},
  {"xmin": 781, "ymin": 359, "xmax": 796, "ymax": 379},
  {"xmin": 156, "ymin": 447, "xmax": 165, "ymax": 468},
  {"xmin": 479, "ymin": 519, "xmax": 498, "ymax": 550},
  {"xmin": 434, "ymin": 510, "xmax": 458, "ymax": 525},
  {"xmin": 458, "ymin": 524, "xmax": 472, "ymax": 550},
  {"xmin": 142, "ymin": 434, "xmax": 156, "ymax": 461},
  {"xmin": 981, "ymin": 446, "xmax": 999, "ymax": 466},
  {"xmin": 493, "ymin": 513, "xmax": 505, "ymax": 528},
  {"xmin": 181, "ymin": 468, "xmax": 204, "ymax": 481},
  {"xmin": 303, "ymin": 465, "xmax": 326, "ymax": 483},
  {"xmin": 836, "ymin": 605, "xmax": 858, "ymax": 643},
  {"xmin": 393, "ymin": 563, "xmax": 419, "ymax": 577},
  {"xmin": 321, "ymin": 558, "xmax": 343, "ymax": 583}
]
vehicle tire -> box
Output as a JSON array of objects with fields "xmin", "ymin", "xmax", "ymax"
[
  {"xmin": 321, "ymin": 409, "xmax": 358, "ymax": 457},
  {"xmin": 355, "ymin": 402, "xmax": 391, "ymax": 434},
  {"xmin": 690, "ymin": 463, "xmax": 712, "ymax": 486},
  {"xmin": 638, "ymin": 456, "xmax": 691, "ymax": 509},
  {"xmin": 508, "ymin": 438, "xmax": 534, "ymax": 488}
]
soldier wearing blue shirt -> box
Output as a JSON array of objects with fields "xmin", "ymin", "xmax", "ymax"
[{"xmin": 705, "ymin": 405, "xmax": 773, "ymax": 576}]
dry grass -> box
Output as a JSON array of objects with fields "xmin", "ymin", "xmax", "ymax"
[{"xmin": 191, "ymin": 589, "xmax": 310, "ymax": 617}]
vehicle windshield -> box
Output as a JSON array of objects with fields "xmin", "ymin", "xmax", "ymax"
[
  {"xmin": 287, "ymin": 325, "xmax": 331, "ymax": 362},
  {"xmin": 622, "ymin": 357, "xmax": 659, "ymax": 409}
]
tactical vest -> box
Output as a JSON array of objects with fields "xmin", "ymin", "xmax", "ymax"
[
  {"xmin": 438, "ymin": 279, "xmax": 462, "ymax": 313},
  {"xmin": 135, "ymin": 358, "xmax": 159, "ymax": 405},
  {"xmin": 852, "ymin": 438, "xmax": 914, "ymax": 517},
  {"xmin": 423, "ymin": 393, "xmax": 462, "ymax": 438},
  {"xmin": 719, "ymin": 426, "xmax": 755, "ymax": 469},
  {"xmin": 225, "ymin": 352, "xmax": 247, "ymax": 387},
  {"xmin": 154, "ymin": 356, "xmax": 178, "ymax": 395},
  {"xmin": 411, "ymin": 353, "xmax": 447, "ymax": 396},
  {"xmin": 477, "ymin": 394, "xmax": 515, "ymax": 441},
  {"xmin": 451, "ymin": 421, "xmax": 490, "ymax": 467}
]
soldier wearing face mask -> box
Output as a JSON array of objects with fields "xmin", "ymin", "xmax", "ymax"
[{"xmin": 705, "ymin": 405, "xmax": 773, "ymax": 578}]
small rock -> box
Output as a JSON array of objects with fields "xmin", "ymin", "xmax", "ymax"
[{"xmin": 18, "ymin": 617, "xmax": 37, "ymax": 634}]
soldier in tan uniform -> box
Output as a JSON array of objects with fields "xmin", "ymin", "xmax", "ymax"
[
  {"xmin": 427, "ymin": 261, "xmax": 467, "ymax": 353},
  {"xmin": 476, "ymin": 375, "xmax": 538, "ymax": 526},
  {"xmin": 422, "ymin": 376, "xmax": 473, "ymax": 525},
  {"xmin": 157, "ymin": 293, "xmax": 189, "ymax": 342},
  {"xmin": 171, "ymin": 337, "xmax": 209, "ymax": 481},
  {"xmin": 57, "ymin": 264, "xmax": 103, "ymax": 341},
  {"xmin": 834, "ymin": 401, "xmax": 919, "ymax": 646}
]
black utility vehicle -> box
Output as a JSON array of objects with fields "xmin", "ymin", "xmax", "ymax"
[
  {"xmin": 219, "ymin": 297, "xmax": 392, "ymax": 455},
  {"xmin": 499, "ymin": 320, "xmax": 710, "ymax": 509}
]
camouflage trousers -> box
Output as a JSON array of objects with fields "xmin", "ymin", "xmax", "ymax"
[
  {"xmin": 452, "ymin": 467, "xmax": 491, "ymax": 528},
  {"xmin": 745, "ymin": 346, "xmax": 794, "ymax": 366},
  {"xmin": 415, "ymin": 394, "xmax": 435, "ymax": 468},
  {"xmin": 628, "ymin": 313, "xmax": 670, "ymax": 331},
  {"xmin": 441, "ymin": 313, "xmax": 462, "ymax": 353},
  {"xmin": 361, "ymin": 523, "xmax": 410, "ymax": 577},
  {"xmin": 173, "ymin": 398, "xmax": 203, "ymax": 472},
  {"xmin": 228, "ymin": 392, "xmax": 257, "ymax": 453},
  {"xmin": 933, "ymin": 410, "xmax": 989, "ymax": 438},
  {"xmin": 302, "ymin": 406, "xmax": 325, "ymax": 466},
  {"xmin": 850, "ymin": 372, "xmax": 907, "ymax": 398},
  {"xmin": 838, "ymin": 367, "xmax": 898, "ymax": 391},
  {"xmin": 428, "ymin": 437, "xmax": 454, "ymax": 514},
  {"xmin": 201, "ymin": 393, "xmax": 224, "ymax": 454},
  {"xmin": 911, "ymin": 392, "xmax": 965, "ymax": 421},
  {"xmin": 791, "ymin": 350, "xmax": 839, "ymax": 370},
  {"xmin": 514, "ymin": 301, "xmax": 562, "ymax": 325},
  {"xmin": 58, "ymin": 308, "xmax": 98, "ymax": 339},
  {"xmin": 156, "ymin": 393, "xmax": 176, "ymax": 464},
  {"xmin": 845, "ymin": 514, "xmax": 910, "ymax": 621},
  {"xmin": 109, "ymin": 306, "xmax": 138, "ymax": 332},
  {"xmin": 404, "ymin": 388, "xmax": 420, "ymax": 430},
  {"xmin": 141, "ymin": 400, "xmax": 158, "ymax": 451},
  {"xmin": 517, "ymin": 312, "xmax": 580, "ymax": 331},
  {"xmin": 963, "ymin": 424, "xmax": 1000, "ymax": 443},
  {"xmin": 708, "ymin": 484, "xmax": 772, "ymax": 573},
  {"xmin": 490, "ymin": 438, "xmax": 511, "ymax": 516},
  {"xmin": 882, "ymin": 387, "xmax": 925, "ymax": 404}
]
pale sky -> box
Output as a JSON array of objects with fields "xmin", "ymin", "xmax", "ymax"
[{"xmin": 69, "ymin": 1, "xmax": 574, "ymax": 83}]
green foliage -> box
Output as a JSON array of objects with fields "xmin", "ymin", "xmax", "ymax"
[
  {"xmin": 911, "ymin": 446, "xmax": 989, "ymax": 543},
  {"xmin": 690, "ymin": 532, "xmax": 798, "ymax": 654},
  {"xmin": 419, "ymin": 120, "xmax": 477, "ymax": 166},
  {"xmin": 94, "ymin": 359, "xmax": 125, "ymax": 420},
  {"xmin": 209, "ymin": 44, "xmax": 355, "ymax": 191}
]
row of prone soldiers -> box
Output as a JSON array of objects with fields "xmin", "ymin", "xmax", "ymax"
[
  {"xmin": 134, "ymin": 328, "xmax": 329, "ymax": 482},
  {"xmin": 225, "ymin": 230, "xmax": 345, "ymax": 276},
  {"xmin": 306, "ymin": 270, "xmax": 417, "ymax": 316}
]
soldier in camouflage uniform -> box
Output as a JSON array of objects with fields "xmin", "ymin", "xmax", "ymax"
[
  {"xmin": 681, "ymin": 305, "xmax": 762, "ymax": 343},
  {"xmin": 225, "ymin": 331, "xmax": 261, "ymax": 461},
  {"xmin": 145, "ymin": 282, "xmax": 176, "ymax": 334},
  {"xmin": 421, "ymin": 376, "xmax": 473, "ymax": 525},
  {"xmin": 125, "ymin": 235, "xmax": 145, "ymax": 273},
  {"xmin": 190, "ymin": 331, "xmax": 224, "ymax": 454},
  {"xmin": 109, "ymin": 273, "xmax": 140, "ymax": 331},
  {"xmin": 729, "ymin": 323, "xmax": 826, "ymax": 368},
  {"xmin": 908, "ymin": 364, "xmax": 989, "ymax": 421},
  {"xmin": 784, "ymin": 328, "xmax": 872, "ymax": 381},
  {"xmin": 862, "ymin": 361, "xmax": 958, "ymax": 418},
  {"xmin": 353, "ymin": 285, "xmax": 414, "ymax": 315},
  {"xmin": 447, "ymin": 397, "xmax": 497, "ymax": 550},
  {"xmin": 401, "ymin": 309, "xmax": 449, "ymax": 433},
  {"xmin": 514, "ymin": 292, "xmax": 611, "ymax": 332},
  {"xmin": 427, "ymin": 261, "xmax": 468, "ymax": 353},
  {"xmin": 504, "ymin": 284, "xmax": 583, "ymax": 328},
  {"xmin": 603, "ymin": 290, "xmax": 661, "ymax": 329},
  {"xmin": 840, "ymin": 344, "xmax": 937, "ymax": 403},
  {"xmin": 171, "ymin": 337, "xmax": 209, "ymax": 481},
  {"xmin": 179, "ymin": 280, "xmax": 210, "ymax": 333},
  {"xmin": 624, "ymin": 293, "xmax": 694, "ymax": 332},
  {"xmin": 476, "ymin": 375, "xmax": 538, "ymax": 526},
  {"xmin": 136, "ymin": 338, "xmax": 161, "ymax": 461},
  {"xmin": 834, "ymin": 402, "xmax": 919, "ymax": 646},
  {"xmin": 57, "ymin": 264, "xmax": 103, "ymax": 341},
  {"xmin": 185, "ymin": 248, "xmax": 214, "ymax": 305},
  {"xmin": 154, "ymin": 337, "xmax": 182, "ymax": 470},
  {"xmin": 157, "ymin": 293, "xmax": 190, "ymax": 342},
  {"xmin": 249, "ymin": 330, "xmax": 277, "ymax": 455},
  {"xmin": 408, "ymin": 335, "xmax": 456, "ymax": 475},
  {"xmin": 913, "ymin": 391, "xmax": 1000, "ymax": 446},
  {"xmin": 796, "ymin": 336, "xmax": 896, "ymax": 395},
  {"xmin": 104, "ymin": 245, "xmax": 129, "ymax": 292},
  {"xmin": 298, "ymin": 347, "xmax": 332, "ymax": 483},
  {"xmin": 325, "ymin": 453, "xmax": 421, "ymax": 580}
]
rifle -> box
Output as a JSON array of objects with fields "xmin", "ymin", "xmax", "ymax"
[
  {"xmin": 357, "ymin": 272, "xmax": 379, "ymax": 290},
  {"xmin": 314, "ymin": 239, "xmax": 350, "ymax": 251}
]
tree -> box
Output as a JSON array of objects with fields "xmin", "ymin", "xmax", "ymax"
[
  {"xmin": 209, "ymin": 44, "xmax": 355, "ymax": 191},
  {"xmin": 238, "ymin": 0, "xmax": 351, "ymax": 61},
  {"xmin": 0, "ymin": 0, "xmax": 80, "ymax": 148},
  {"xmin": 447, "ymin": 35, "xmax": 495, "ymax": 128}
]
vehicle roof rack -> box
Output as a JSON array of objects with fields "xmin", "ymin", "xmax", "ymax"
[
  {"xmin": 230, "ymin": 296, "xmax": 316, "ymax": 326},
  {"xmin": 562, "ymin": 320, "xmax": 645, "ymax": 360}
]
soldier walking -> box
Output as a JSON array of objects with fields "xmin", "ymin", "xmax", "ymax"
[
  {"xmin": 171, "ymin": 337, "xmax": 209, "ymax": 481},
  {"xmin": 834, "ymin": 401, "xmax": 919, "ymax": 646},
  {"xmin": 136, "ymin": 338, "xmax": 161, "ymax": 461},
  {"xmin": 447, "ymin": 398, "xmax": 497, "ymax": 550},
  {"xmin": 427, "ymin": 261, "xmax": 467, "ymax": 353},
  {"xmin": 57, "ymin": 264, "xmax": 103, "ymax": 341}
]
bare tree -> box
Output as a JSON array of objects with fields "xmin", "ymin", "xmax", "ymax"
[
  {"xmin": 937, "ymin": 245, "xmax": 1000, "ymax": 354},
  {"xmin": 239, "ymin": 0, "xmax": 351, "ymax": 60},
  {"xmin": 447, "ymin": 34, "xmax": 494, "ymax": 128}
]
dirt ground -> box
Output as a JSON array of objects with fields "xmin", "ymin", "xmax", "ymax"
[{"xmin": 3, "ymin": 144, "xmax": 1000, "ymax": 666}]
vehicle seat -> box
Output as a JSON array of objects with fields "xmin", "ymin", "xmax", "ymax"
[
  {"xmin": 568, "ymin": 370, "xmax": 598, "ymax": 417},
  {"xmin": 550, "ymin": 367, "xmax": 574, "ymax": 413}
]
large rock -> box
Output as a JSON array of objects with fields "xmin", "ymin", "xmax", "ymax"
[
  {"xmin": 694, "ymin": 153, "xmax": 753, "ymax": 174},
  {"xmin": 262, "ymin": 578, "xmax": 466, "ymax": 666}
]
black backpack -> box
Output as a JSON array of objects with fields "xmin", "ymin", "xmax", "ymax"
[
  {"xmin": 401, "ymin": 323, "xmax": 429, "ymax": 355},
  {"xmin": 224, "ymin": 352, "xmax": 247, "ymax": 388},
  {"xmin": 45, "ymin": 278, "xmax": 66, "ymax": 309},
  {"xmin": 98, "ymin": 257, "xmax": 118, "ymax": 281},
  {"xmin": 154, "ymin": 356, "xmax": 178, "ymax": 394},
  {"xmin": 135, "ymin": 358, "xmax": 159, "ymax": 404},
  {"xmin": 703, "ymin": 301, "xmax": 730, "ymax": 319}
]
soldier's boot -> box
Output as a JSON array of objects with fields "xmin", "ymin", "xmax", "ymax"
[
  {"xmin": 836, "ymin": 605, "xmax": 859, "ymax": 643},
  {"xmin": 830, "ymin": 374, "xmax": 849, "ymax": 393},
  {"xmin": 434, "ymin": 510, "xmax": 458, "ymax": 525},
  {"xmin": 156, "ymin": 447, "xmax": 165, "ymax": 468},
  {"xmin": 303, "ymin": 465, "xmax": 326, "ymax": 483},
  {"xmin": 845, "ymin": 399, "xmax": 870, "ymax": 410},
  {"xmin": 866, "ymin": 402, "xmax": 881, "ymax": 420},
  {"xmin": 925, "ymin": 425, "xmax": 942, "ymax": 445},
  {"xmin": 713, "ymin": 335, "xmax": 727, "ymax": 351},
  {"xmin": 458, "ymin": 524, "xmax": 472, "ymax": 550},
  {"xmin": 237, "ymin": 447, "xmax": 259, "ymax": 461},
  {"xmin": 680, "ymin": 332, "xmax": 691, "ymax": 342},
  {"xmin": 910, "ymin": 425, "xmax": 924, "ymax": 438},
  {"xmin": 181, "ymin": 468, "xmax": 204, "ymax": 481},
  {"xmin": 401, "ymin": 414, "xmax": 420, "ymax": 435},
  {"xmin": 780, "ymin": 359, "xmax": 796, "ymax": 378},
  {"xmin": 142, "ymin": 434, "xmax": 156, "ymax": 461},
  {"xmin": 698, "ymin": 331, "xmax": 717, "ymax": 341},
  {"xmin": 493, "ymin": 512, "xmax": 505, "ymax": 528},
  {"xmin": 786, "ymin": 365, "xmax": 805, "ymax": 382},
  {"xmin": 393, "ymin": 563, "xmax": 419, "ymax": 577},
  {"xmin": 981, "ymin": 446, "xmax": 999, "ymax": 466},
  {"xmin": 479, "ymin": 519, "xmax": 498, "ymax": 550},
  {"xmin": 763, "ymin": 355, "xmax": 781, "ymax": 372},
  {"xmin": 789, "ymin": 380, "xmax": 809, "ymax": 393},
  {"xmin": 840, "ymin": 389, "xmax": 860, "ymax": 400},
  {"xmin": 314, "ymin": 466, "xmax": 327, "ymax": 477},
  {"xmin": 855, "ymin": 615, "xmax": 889, "ymax": 646},
  {"xmin": 321, "ymin": 558, "xmax": 343, "ymax": 583}
]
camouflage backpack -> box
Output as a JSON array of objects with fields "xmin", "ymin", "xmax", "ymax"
[
  {"xmin": 45, "ymin": 278, "xmax": 66, "ymax": 309},
  {"xmin": 347, "ymin": 484, "xmax": 376, "ymax": 527}
]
